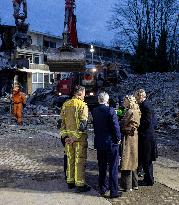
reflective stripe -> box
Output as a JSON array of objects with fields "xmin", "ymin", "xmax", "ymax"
[
  {"xmin": 66, "ymin": 145, "xmax": 75, "ymax": 184},
  {"xmin": 67, "ymin": 179, "xmax": 75, "ymax": 184},
  {"xmin": 60, "ymin": 129, "xmax": 86, "ymax": 139},
  {"xmin": 60, "ymin": 130, "xmax": 80, "ymax": 138}
]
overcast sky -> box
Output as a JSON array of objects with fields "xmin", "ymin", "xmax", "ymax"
[{"xmin": 0, "ymin": 0, "xmax": 118, "ymax": 46}]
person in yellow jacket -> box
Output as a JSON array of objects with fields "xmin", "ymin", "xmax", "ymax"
[{"xmin": 60, "ymin": 85, "xmax": 91, "ymax": 193}]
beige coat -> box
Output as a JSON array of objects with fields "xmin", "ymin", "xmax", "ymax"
[{"xmin": 121, "ymin": 108, "xmax": 141, "ymax": 170}]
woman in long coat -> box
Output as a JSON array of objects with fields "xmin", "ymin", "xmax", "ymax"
[{"xmin": 120, "ymin": 95, "xmax": 141, "ymax": 191}]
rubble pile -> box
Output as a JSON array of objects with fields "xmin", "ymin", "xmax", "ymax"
[
  {"xmin": 0, "ymin": 72, "xmax": 178, "ymax": 137},
  {"xmin": 0, "ymin": 85, "xmax": 65, "ymax": 127},
  {"xmin": 0, "ymin": 52, "xmax": 14, "ymax": 70},
  {"xmin": 109, "ymin": 72, "xmax": 179, "ymax": 136},
  {"xmin": 26, "ymin": 87, "xmax": 56, "ymax": 107}
]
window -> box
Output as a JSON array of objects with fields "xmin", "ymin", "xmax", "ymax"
[
  {"xmin": 38, "ymin": 73, "xmax": 43, "ymax": 82},
  {"xmin": 32, "ymin": 72, "xmax": 44, "ymax": 93},
  {"xmin": 50, "ymin": 41, "xmax": 56, "ymax": 48},
  {"xmin": 44, "ymin": 54, "xmax": 47, "ymax": 63},
  {"xmin": 49, "ymin": 73, "xmax": 54, "ymax": 83},
  {"xmin": 44, "ymin": 73, "xmax": 49, "ymax": 88},
  {"xmin": 26, "ymin": 53, "xmax": 33, "ymax": 63},
  {"xmin": 32, "ymin": 73, "xmax": 38, "ymax": 82},
  {"xmin": 32, "ymin": 72, "xmax": 55, "ymax": 93},
  {"xmin": 18, "ymin": 53, "xmax": 25, "ymax": 59},
  {"xmin": 34, "ymin": 55, "xmax": 40, "ymax": 64},
  {"xmin": 43, "ymin": 40, "xmax": 56, "ymax": 48},
  {"xmin": 44, "ymin": 40, "xmax": 49, "ymax": 48}
]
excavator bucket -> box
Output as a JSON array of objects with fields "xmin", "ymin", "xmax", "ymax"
[
  {"xmin": 47, "ymin": 48, "xmax": 86, "ymax": 72},
  {"xmin": 47, "ymin": 0, "xmax": 86, "ymax": 72}
]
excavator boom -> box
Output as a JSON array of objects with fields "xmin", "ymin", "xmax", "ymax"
[{"xmin": 12, "ymin": 0, "xmax": 31, "ymax": 48}]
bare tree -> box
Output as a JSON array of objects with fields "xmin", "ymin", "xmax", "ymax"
[{"xmin": 108, "ymin": 0, "xmax": 179, "ymax": 73}]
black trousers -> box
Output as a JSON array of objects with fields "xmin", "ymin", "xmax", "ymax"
[
  {"xmin": 64, "ymin": 153, "xmax": 67, "ymax": 181},
  {"xmin": 142, "ymin": 160, "xmax": 154, "ymax": 185},
  {"xmin": 97, "ymin": 145, "xmax": 119, "ymax": 197},
  {"xmin": 121, "ymin": 170, "xmax": 138, "ymax": 190}
]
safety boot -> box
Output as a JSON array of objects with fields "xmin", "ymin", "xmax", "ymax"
[{"xmin": 75, "ymin": 184, "xmax": 91, "ymax": 193}]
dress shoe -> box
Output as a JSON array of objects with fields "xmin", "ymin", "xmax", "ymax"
[
  {"xmin": 99, "ymin": 190, "xmax": 110, "ymax": 197},
  {"xmin": 140, "ymin": 180, "xmax": 154, "ymax": 186},
  {"xmin": 110, "ymin": 192, "xmax": 122, "ymax": 199},
  {"xmin": 125, "ymin": 189, "xmax": 133, "ymax": 192},
  {"xmin": 120, "ymin": 187, "xmax": 132, "ymax": 192}
]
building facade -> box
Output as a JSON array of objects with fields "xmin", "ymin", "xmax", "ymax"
[{"xmin": 0, "ymin": 27, "xmax": 122, "ymax": 95}]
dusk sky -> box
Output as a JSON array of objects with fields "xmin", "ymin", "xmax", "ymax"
[{"xmin": 0, "ymin": 0, "xmax": 118, "ymax": 46}]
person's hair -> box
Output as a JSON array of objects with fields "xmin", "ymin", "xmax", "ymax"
[
  {"xmin": 98, "ymin": 92, "xmax": 109, "ymax": 104},
  {"xmin": 74, "ymin": 85, "xmax": 85, "ymax": 96},
  {"xmin": 134, "ymin": 89, "xmax": 146, "ymax": 99},
  {"xmin": 13, "ymin": 84, "xmax": 20, "ymax": 89},
  {"xmin": 124, "ymin": 95, "xmax": 140, "ymax": 110}
]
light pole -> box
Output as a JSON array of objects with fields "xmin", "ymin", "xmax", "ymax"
[{"xmin": 90, "ymin": 45, "xmax": 94, "ymax": 64}]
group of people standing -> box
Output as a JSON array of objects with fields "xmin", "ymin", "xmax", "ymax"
[{"xmin": 59, "ymin": 86, "xmax": 158, "ymax": 198}]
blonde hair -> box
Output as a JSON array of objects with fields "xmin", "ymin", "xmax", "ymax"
[{"xmin": 124, "ymin": 95, "xmax": 140, "ymax": 110}]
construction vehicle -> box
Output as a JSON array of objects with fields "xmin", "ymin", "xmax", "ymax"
[{"xmin": 46, "ymin": 0, "xmax": 98, "ymax": 109}]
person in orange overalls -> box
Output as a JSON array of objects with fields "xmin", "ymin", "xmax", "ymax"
[{"xmin": 12, "ymin": 85, "xmax": 26, "ymax": 126}]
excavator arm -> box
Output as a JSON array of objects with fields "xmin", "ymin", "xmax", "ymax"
[
  {"xmin": 63, "ymin": 0, "xmax": 78, "ymax": 48},
  {"xmin": 12, "ymin": 0, "xmax": 31, "ymax": 48},
  {"xmin": 13, "ymin": 0, "xmax": 27, "ymax": 24}
]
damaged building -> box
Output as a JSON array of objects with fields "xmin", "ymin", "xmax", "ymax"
[{"xmin": 0, "ymin": 24, "xmax": 125, "ymax": 97}]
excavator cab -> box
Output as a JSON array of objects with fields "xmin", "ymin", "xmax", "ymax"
[{"xmin": 47, "ymin": 0, "xmax": 86, "ymax": 72}]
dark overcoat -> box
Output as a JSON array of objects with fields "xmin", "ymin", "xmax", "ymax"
[
  {"xmin": 138, "ymin": 100, "xmax": 158, "ymax": 163},
  {"xmin": 92, "ymin": 104, "xmax": 121, "ymax": 150}
]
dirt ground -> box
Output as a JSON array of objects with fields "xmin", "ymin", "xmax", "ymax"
[{"xmin": 0, "ymin": 116, "xmax": 179, "ymax": 205}]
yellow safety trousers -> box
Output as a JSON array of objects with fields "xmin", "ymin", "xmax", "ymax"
[{"xmin": 65, "ymin": 140, "xmax": 88, "ymax": 186}]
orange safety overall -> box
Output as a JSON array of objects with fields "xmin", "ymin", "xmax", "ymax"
[{"xmin": 12, "ymin": 89, "xmax": 26, "ymax": 125}]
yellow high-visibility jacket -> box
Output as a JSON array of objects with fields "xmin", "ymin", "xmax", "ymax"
[{"xmin": 60, "ymin": 96, "xmax": 88, "ymax": 141}]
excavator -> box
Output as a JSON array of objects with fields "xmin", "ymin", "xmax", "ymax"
[{"xmin": 46, "ymin": 0, "xmax": 99, "ymax": 109}]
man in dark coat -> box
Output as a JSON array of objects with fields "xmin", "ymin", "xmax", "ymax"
[
  {"xmin": 135, "ymin": 89, "xmax": 158, "ymax": 186},
  {"xmin": 92, "ymin": 92, "xmax": 121, "ymax": 198}
]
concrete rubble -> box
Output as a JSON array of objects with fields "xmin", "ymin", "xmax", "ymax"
[
  {"xmin": 106, "ymin": 72, "xmax": 179, "ymax": 138},
  {"xmin": 0, "ymin": 71, "xmax": 178, "ymax": 156},
  {"xmin": 0, "ymin": 52, "xmax": 14, "ymax": 70},
  {"xmin": 0, "ymin": 71, "xmax": 179, "ymax": 134}
]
